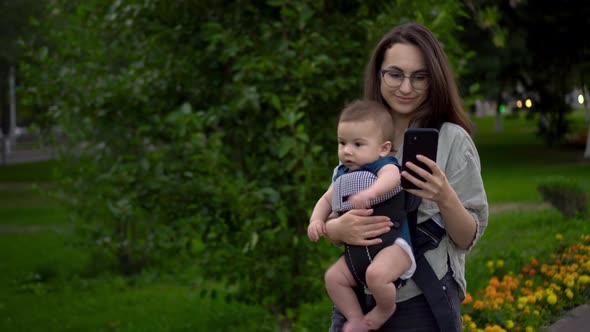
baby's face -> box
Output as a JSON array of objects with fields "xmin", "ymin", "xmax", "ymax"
[{"xmin": 337, "ymin": 120, "xmax": 388, "ymax": 170}]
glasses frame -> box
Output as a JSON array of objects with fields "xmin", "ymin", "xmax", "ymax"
[{"xmin": 380, "ymin": 69, "xmax": 429, "ymax": 91}]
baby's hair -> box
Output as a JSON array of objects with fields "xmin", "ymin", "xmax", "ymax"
[{"xmin": 338, "ymin": 99, "xmax": 395, "ymax": 143}]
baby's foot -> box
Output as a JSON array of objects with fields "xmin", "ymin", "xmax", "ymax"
[
  {"xmin": 343, "ymin": 319, "xmax": 370, "ymax": 332},
  {"xmin": 363, "ymin": 304, "xmax": 396, "ymax": 330}
]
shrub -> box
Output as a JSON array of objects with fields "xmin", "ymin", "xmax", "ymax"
[
  {"xmin": 18, "ymin": 1, "xmax": 470, "ymax": 329},
  {"xmin": 537, "ymin": 177, "xmax": 588, "ymax": 218}
]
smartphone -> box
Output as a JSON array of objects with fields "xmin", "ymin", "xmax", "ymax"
[{"xmin": 401, "ymin": 128, "xmax": 439, "ymax": 190}]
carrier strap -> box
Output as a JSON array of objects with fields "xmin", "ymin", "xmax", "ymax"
[{"xmin": 411, "ymin": 216, "xmax": 461, "ymax": 332}]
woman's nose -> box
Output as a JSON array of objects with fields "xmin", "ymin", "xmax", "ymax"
[{"xmin": 399, "ymin": 77, "xmax": 413, "ymax": 93}]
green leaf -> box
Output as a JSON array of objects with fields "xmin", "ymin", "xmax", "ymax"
[{"xmin": 270, "ymin": 94, "xmax": 281, "ymax": 110}]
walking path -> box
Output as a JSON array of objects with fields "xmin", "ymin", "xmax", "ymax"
[
  {"xmin": 1, "ymin": 148, "xmax": 54, "ymax": 165},
  {"xmin": 546, "ymin": 304, "xmax": 590, "ymax": 331}
]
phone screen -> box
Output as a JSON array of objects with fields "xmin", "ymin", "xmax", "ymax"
[{"xmin": 401, "ymin": 128, "xmax": 439, "ymax": 190}]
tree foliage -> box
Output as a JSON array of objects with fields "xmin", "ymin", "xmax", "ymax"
[
  {"xmin": 461, "ymin": 0, "xmax": 590, "ymax": 144},
  {"xmin": 19, "ymin": 0, "xmax": 469, "ymax": 327}
]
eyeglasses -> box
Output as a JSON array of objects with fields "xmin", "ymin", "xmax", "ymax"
[{"xmin": 380, "ymin": 69, "xmax": 429, "ymax": 91}]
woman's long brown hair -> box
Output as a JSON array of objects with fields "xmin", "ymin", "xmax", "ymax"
[{"xmin": 363, "ymin": 22, "xmax": 472, "ymax": 135}]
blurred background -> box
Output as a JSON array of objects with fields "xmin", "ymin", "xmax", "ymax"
[{"xmin": 1, "ymin": 1, "xmax": 589, "ymax": 331}]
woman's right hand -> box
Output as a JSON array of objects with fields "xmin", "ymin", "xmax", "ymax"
[{"xmin": 325, "ymin": 209, "xmax": 393, "ymax": 246}]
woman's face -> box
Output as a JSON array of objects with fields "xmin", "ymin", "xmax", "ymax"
[{"xmin": 379, "ymin": 43, "xmax": 428, "ymax": 117}]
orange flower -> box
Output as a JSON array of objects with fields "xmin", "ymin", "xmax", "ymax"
[
  {"xmin": 473, "ymin": 300, "xmax": 485, "ymax": 310},
  {"xmin": 490, "ymin": 276, "xmax": 500, "ymax": 288}
]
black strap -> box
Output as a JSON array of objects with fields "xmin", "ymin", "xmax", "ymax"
[
  {"xmin": 405, "ymin": 193, "xmax": 421, "ymax": 241},
  {"xmin": 414, "ymin": 219, "xmax": 447, "ymax": 255},
  {"xmin": 412, "ymin": 255, "xmax": 459, "ymax": 332},
  {"xmin": 410, "ymin": 216, "xmax": 460, "ymax": 332}
]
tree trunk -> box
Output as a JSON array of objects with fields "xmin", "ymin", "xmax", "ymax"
[
  {"xmin": 494, "ymin": 109, "xmax": 503, "ymax": 133},
  {"xmin": 584, "ymin": 123, "xmax": 590, "ymax": 159},
  {"xmin": 272, "ymin": 305, "xmax": 292, "ymax": 332},
  {"xmin": 580, "ymin": 73, "xmax": 589, "ymax": 122},
  {"xmin": 495, "ymin": 88, "xmax": 504, "ymax": 133},
  {"xmin": 0, "ymin": 62, "xmax": 10, "ymax": 155},
  {"xmin": 9, "ymin": 65, "xmax": 16, "ymax": 148}
]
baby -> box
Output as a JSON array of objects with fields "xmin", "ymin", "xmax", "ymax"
[{"xmin": 307, "ymin": 100, "xmax": 415, "ymax": 331}]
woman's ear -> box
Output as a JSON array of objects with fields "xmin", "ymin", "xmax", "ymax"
[{"xmin": 380, "ymin": 141, "xmax": 392, "ymax": 157}]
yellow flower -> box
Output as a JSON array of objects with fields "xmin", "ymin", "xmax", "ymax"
[
  {"xmin": 579, "ymin": 275, "xmax": 590, "ymax": 284},
  {"xmin": 555, "ymin": 233, "xmax": 563, "ymax": 240},
  {"xmin": 505, "ymin": 320, "xmax": 514, "ymax": 329},
  {"xmin": 487, "ymin": 260, "xmax": 495, "ymax": 269},
  {"xmin": 525, "ymin": 327, "xmax": 534, "ymax": 332},
  {"xmin": 496, "ymin": 260, "xmax": 504, "ymax": 268},
  {"xmin": 566, "ymin": 288, "xmax": 574, "ymax": 299},
  {"xmin": 547, "ymin": 293, "xmax": 557, "ymax": 305}
]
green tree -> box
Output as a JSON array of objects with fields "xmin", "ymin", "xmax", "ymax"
[
  {"xmin": 462, "ymin": 0, "xmax": 590, "ymax": 145},
  {"xmin": 20, "ymin": 0, "xmax": 470, "ymax": 328}
]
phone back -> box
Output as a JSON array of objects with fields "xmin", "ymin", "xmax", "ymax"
[{"xmin": 401, "ymin": 128, "xmax": 439, "ymax": 190}]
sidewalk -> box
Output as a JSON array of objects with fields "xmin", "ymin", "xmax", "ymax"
[
  {"xmin": 546, "ymin": 304, "xmax": 590, "ymax": 331},
  {"xmin": 0, "ymin": 148, "xmax": 54, "ymax": 165}
]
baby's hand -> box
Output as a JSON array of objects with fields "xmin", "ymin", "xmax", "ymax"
[
  {"xmin": 348, "ymin": 190, "xmax": 374, "ymax": 209},
  {"xmin": 307, "ymin": 220, "xmax": 326, "ymax": 242}
]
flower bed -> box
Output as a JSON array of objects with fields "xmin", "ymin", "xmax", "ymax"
[{"xmin": 462, "ymin": 234, "xmax": 590, "ymax": 332}]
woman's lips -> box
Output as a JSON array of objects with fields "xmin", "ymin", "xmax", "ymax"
[{"xmin": 395, "ymin": 95, "xmax": 414, "ymax": 103}]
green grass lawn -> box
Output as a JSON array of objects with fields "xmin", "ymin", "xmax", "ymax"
[
  {"xmin": 465, "ymin": 209, "xmax": 590, "ymax": 292},
  {"xmin": 0, "ymin": 160, "xmax": 60, "ymax": 182},
  {"xmin": 0, "ymin": 230, "xmax": 275, "ymax": 332},
  {"xmin": 0, "ymin": 164, "xmax": 275, "ymax": 332},
  {"xmin": 473, "ymin": 113, "xmax": 590, "ymax": 203},
  {"xmin": 0, "ymin": 112, "xmax": 589, "ymax": 331}
]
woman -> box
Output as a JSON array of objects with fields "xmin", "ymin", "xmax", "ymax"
[{"xmin": 325, "ymin": 22, "xmax": 488, "ymax": 331}]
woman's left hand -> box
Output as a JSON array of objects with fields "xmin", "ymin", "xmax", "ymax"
[{"xmin": 401, "ymin": 154, "xmax": 451, "ymax": 203}]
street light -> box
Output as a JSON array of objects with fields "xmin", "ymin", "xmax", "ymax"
[
  {"xmin": 578, "ymin": 94, "xmax": 585, "ymax": 105},
  {"xmin": 525, "ymin": 99, "xmax": 532, "ymax": 108},
  {"xmin": 516, "ymin": 100, "xmax": 523, "ymax": 108}
]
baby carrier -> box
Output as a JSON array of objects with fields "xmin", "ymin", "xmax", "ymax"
[{"xmin": 333, "ymin": 170, "xmax": 458, "ymax": 332}]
